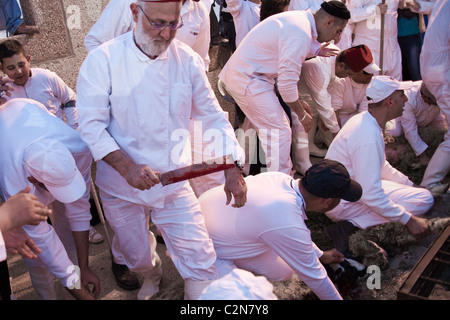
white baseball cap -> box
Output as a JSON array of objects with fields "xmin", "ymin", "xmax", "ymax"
[
  {"xmin": 366, "ymin": 76, "xmax": 414, "ymax": 103},
  {"xmin": 24, "ymin": 139, "xmax": 86, "ymax": 203}
]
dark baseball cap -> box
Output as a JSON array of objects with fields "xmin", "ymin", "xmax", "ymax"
[{"xmin": 301, "ymin": 159, "xmax": 362, "ymax": 202}]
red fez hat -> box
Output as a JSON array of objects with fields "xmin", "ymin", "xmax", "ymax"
[{"xmin": 343, "ymin": 44, "xmax": 381, "ymax": 74}]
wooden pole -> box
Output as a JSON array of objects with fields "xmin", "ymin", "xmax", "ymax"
[{"xmin": 379, "ymin": 0, "xmax": 386, "ymax": 75}]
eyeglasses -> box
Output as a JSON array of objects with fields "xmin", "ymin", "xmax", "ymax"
[{"xmin": 138, "ymin": 5, "xmax": 184, "ymax": 31}]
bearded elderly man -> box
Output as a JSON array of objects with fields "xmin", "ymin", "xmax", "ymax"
[{"xmin": 76, "ymin": 0, "xmax": 247, "ymax": 300}]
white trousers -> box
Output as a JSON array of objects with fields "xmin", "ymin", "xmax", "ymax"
[
  {"xmin": 420, "ymin": 77, "xmax": 450, "ymax": 187},
  {"xmin": 99, "ymin": 181, "xmax": 217, "ymax": 281},
  {"xmin": 326, "ymin": 180, "xmax": 434, "ymax": 229},
  {"xmin": 227, "ymin": 88, "xmax": 293, "ymax": 175}
]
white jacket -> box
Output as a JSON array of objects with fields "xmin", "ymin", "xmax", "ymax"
[
  {"xmin": 77, "ymin": 32, "xmax": 244, "ymax": 207},
  {"xmin": 326, "ymin": 111, "xmax": 414, "ymax": 226}
]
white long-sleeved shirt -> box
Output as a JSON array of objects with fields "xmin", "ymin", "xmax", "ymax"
[
  {"xmin": 331, "ymin": 77, "xmax": 369, "ymax": 126},
  {"xmin": 0, "ymin": 98, "xmax": 92, "ymax": 286},
  {"xmin": 326, "ymin": 111, "xmax": 413, "ymax": 226},
  {"xmin": 84, "ymin": 0, "xmax": 211, "ymax": 71},
  {"xmin": 226, "ymin": 0, "xmax": 261, "ymax": 48},
  {"xmin": 199, "ymin": 171, "xmax": 342, "ymax": 300},
  {"xmin": 77, "ymin": 31, "xmax": 244, "ymax": 207},
  {"xmin": 6, "ymin": 68, "xmax": 78, "ymax": 129},
  {"xmin": 419, "ymin": 0, "xmax": 449, "ymax": 108},
  {"xmin": 219, "ymin": 10, "xmax": 318, "ymax": 104},
  {"xmin": 298, "ymin": 46, "xmax": 341, "ymax": 133},
  {"xmin": 348, "ymin": 0, "xmax": 400, "ymax": 43},
  {"xmin": 400, "ymin": 81, "xmax": 444, "ymax": 156}
]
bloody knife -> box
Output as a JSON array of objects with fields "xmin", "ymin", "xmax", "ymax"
[{"xmin": 159, "ymin": 154, "xmax": 236, "ymax": 186}]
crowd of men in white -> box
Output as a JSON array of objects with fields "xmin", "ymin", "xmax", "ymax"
[{"xmin": 0, "ymin": 0, "xmax": 448, "ymax": 301}]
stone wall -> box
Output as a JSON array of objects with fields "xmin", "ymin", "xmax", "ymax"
[{"xmin": 6, "ymin": 0, "xmax": 108, "ymax": 89}]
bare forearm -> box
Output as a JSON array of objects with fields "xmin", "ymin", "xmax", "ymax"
[
  {"xmin": 102, "ymin": 150, "xmax": 135, "ymax": 178},
  {"xmin": 72, "ymin": 230, "xmax": 89, "ymax": 270},
  {"xmin": 103, "ymin": 150, "xmax": 160, "ymax": 190},
  {"xmin": 285, "ymin": 100, "xmax": 306, "ymax": 119},
  {"xmin": 285, "ymin": 99, "xmax": 312, "ymax": 131}
]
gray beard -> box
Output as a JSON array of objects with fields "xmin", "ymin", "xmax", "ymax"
[{"xmin": 134, "ymin": 27, "xmax": 169, "ymax": 57}]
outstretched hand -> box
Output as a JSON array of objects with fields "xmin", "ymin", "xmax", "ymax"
[
  {"xmin": 4, "ymin": 227, "xmax": 42, "ymax": 259},
  {"xmin": 317, "ymin": 42, "xmax": 340, "ymax": 57}
]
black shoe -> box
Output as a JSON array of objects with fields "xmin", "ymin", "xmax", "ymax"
[{"xmin": 111, "ymin": 261, "xmax": 139, "ymax": 290}]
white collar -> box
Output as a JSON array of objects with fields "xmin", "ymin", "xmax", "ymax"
[{"xmin": 290, "ymin": 179, "xmax": 308, "ymax": 219}]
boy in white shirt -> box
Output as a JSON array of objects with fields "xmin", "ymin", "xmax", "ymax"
[{"xmin": 0, "ymin": 39, "xmax": 78, "ymax": 129}]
